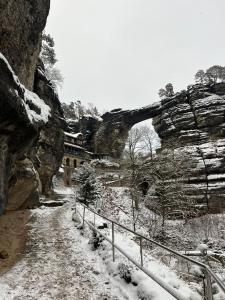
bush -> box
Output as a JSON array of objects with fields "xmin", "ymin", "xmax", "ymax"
[{"xmin": 74, "ymin": 163, "xmax": 102, "ymax": 206}]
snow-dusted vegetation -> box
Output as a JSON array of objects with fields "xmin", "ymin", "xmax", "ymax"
[
  {"xmin": 72, "ymin": 183, "xmax": 225, "ymax": 299},
  {"xmin": 1, "ymin": 1, "xmax": 225, "ymax": 300}
]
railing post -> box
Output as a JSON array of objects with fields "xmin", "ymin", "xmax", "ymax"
[
  {"xmin": 139, "ymin": 237, "xmax": 143, "ymax": 267},
  {"xmin": 112, "ymin": 222, "xmax": 115, "ymax": 262},
  {"xmin": 205, "ymin": 269, "xmax": 213, "ymax": 300},
  {"xmin": 82, "ymin": 206, "xmax": 86, "ymax": 229}
]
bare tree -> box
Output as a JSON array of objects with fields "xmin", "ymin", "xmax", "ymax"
[
  {"xmin": 206, "ymin": 65, "xmax": 224, "ymax": 83},
  {"xmin": 145, "ymin": 147, "xmax": 196, "ymax": 241},
  {"xmin": 123, "ymin": 125, "xmax": 161, "ymax": 231},
  {"xmin": 124, "ymin": 127, "xmax": 144, "ymax": 231},
  {"xmin": 85, "ymin": 102, "xmax": 100, "ymax": 117},
  {"xmin": 140, "ymin": 125, "xmax": 161, "ymax": 160}
]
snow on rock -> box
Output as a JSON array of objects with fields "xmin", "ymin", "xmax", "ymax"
[
  {"xmin": 91, "ymin": 159, "xmax": 120, "ymax": 169},
  {"xmin": 0, "ymin": 52, "xmax": 50, "ymax": 125},
  {"xmin": 24, "ymin": 89, "xmax": 50, "ymax": 123},
  {"xmin": 197, "ymin": 243, "xmax": 208, "ymax": 254},
  {"xmin": 64, "ymin": 131, "xmax": 83, "ymax": 139},
  {"xmin": 83, "ymin": 114, "xmax": 103, "ymax": 122}
]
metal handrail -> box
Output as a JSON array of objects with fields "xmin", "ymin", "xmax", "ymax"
[
  {"xmin": 75, "ymin": 201, "xmax": 225, "ymax": 299},
  {"xmin": 76, "ymin": 206, "xmax": 188, "ymax": 300}
]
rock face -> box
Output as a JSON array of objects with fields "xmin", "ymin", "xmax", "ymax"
[
  {"xmin": 34, "ymin": 64, "xmax": 66, "ymax": 196},
  {"xmin": 0, "ymin": 54, "xmax": 50, "ymax": 214},
  {"xmin": 152, "ymin": 84, "xmax": 225, "ymax": 147},
  {"xmin": 67, "ymin": 116, "xmax": 100, "ymax": 152},
  {"xmin": 72, "ymin": 83, "xmax": 225, "ymax": 212},
  {"xmin": 7, "ymin": 158, "xmax": 40, "ymax": 210},
  {"xmin": 0, "ymin": 0, "xmax": 65, "ymax": 214},
  {"xmin": 0, "ymin": 0, "xmax": 50, "ymax": 90},
  {"xmin": 151, "ymin": 83, "xmax": 225, "ymax": 213},
  {"xmin": 71, "ymin": 104, "xmax": 161, "ymax": 157}
]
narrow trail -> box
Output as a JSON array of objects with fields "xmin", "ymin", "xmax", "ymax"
[{"xmin": 0, "ymin": 195, "xmax": 119, "ymax": 300}]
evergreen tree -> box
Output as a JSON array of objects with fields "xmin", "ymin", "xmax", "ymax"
[
  {"xmin": 62, "ymin": 101, "xmax": 100, "ymax": 120},
  {"xmin": 158, "ymin": 88, "xmax": 167, "ymax": 99},
  {"xmin": 75, "ymin": 164, "xmax": 102, "ymax": 206},
  {"xmin": 165, "ymin": 83, "xmax": 174, "ymax": 96},
  {"xmin": 158, "ymin": 83, "xmax": 174, "ymax": 98},
  {"xmin": 40, "ymin": 32, "xmax": 63, "ymax": 91},
  {"xmin": 41, "ymin": 33, "xmax": 57, "ymax": 66},
  {"xmin": 195, "ymin": 70, "xmax": 207, "ymax": 84}
]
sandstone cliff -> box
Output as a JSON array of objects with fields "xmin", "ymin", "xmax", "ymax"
[
  {"xmin": 34, "ymin": 63, "xmax": 66, "ymax": 197},
  {"xmin": 0, "ymin": 0, "xmax": 50, "ymax": 90},
  {"xmin": 0, "ymin": 0, "xmax": 65, "ymax": 214},
  {"xmin": 151, "ymin": 83, "xmax": 225, "ymax": 213},
  {"xmin": 71, "ymin": 83, "xmax": 225, "ymax": 212},
  {"xmin": 0, "ymin": 54, "xmax": 50, "ymax": 213}
]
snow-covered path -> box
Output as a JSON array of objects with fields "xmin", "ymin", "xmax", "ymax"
[
  {"xmin": 0, "ymin": 187, "xmax": 201, "ymax": 300},
  {"xmin": 0, "ymin": 200, "xmax": 119, "ymax": 300}
]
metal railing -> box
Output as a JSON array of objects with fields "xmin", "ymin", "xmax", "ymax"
[{"xmin": 75, "ymin": 200, "xmax": 225, "ymax": 300}]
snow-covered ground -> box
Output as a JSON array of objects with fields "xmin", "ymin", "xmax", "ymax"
[
  {"xmin": 0, "ymin": 190, "xmax": 119, "ymax": 299},
  {"xmin": 80, "ymin": 185, "xmax": 225, "ymax": 299},
  {"xmin": 0, "ymin": 183, "xmax": 224, "ymax": 299},
  {"xmin": 74, "ymin": 202, "xmax": 201, "ymax": 300}
]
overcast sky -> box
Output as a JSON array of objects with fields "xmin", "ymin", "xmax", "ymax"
[{"xmin": 46, "ymin": 0, "xmax": 225, "ymax": 112}]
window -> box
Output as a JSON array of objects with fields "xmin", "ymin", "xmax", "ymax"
[
  {"xmin": 74, "ymin": 159, "xmax": 77, "ymax": 168},
  {"xmin": 66, "ymin": 158, "xmax": 70, "ymax": 166}
]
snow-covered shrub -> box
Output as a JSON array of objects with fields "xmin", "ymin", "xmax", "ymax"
[
  {"xmin": 72, "ymin": 212, "xmax": 81, "ymax": 224},
  {"xmin": 137, "ymin": 280, "xmax": 157, "ymax": 300},
  {"xmin": 74, "ymin": 163, "xmax": 103, "ymax": 206},
  {"xmin": 197, "ymin": 243, "xmax": 208, "ymax": 255},
  {"xmin": 88, "ymin": 231, "xmax": 104, "ymax": 250},
  {"xmin": 118, "ymin": 263, "xmax": 132, "ymax": 284}
]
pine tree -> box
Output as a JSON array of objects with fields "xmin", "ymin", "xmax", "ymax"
[
  {"xmin": 165, "ymin": 83, "xmax": 174, "ymax": 96},
  {"xmin": 158, "ymin": 83, "xmax": 174, "ymax": 99},
  {"xmin": 195, "ymin": 70, "xmax": 207, "ymax": 84},
  {"xmin": 158, "ymin": 88, "xmax": 167, "ymax": 99},
  {"xmin": 40, "ymin": 32, "xmax": 63, "ymax": 91},
  {"xmin": 41, "ymin": 33, "xmax": 57, "ymax": 66},
  {"xmin": 75, "ymin": 164, "xmax": 102, "ymax": 206}
]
